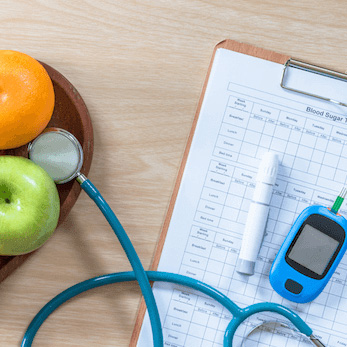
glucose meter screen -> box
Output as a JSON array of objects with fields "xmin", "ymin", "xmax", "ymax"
[{"xmin": 288, "ymin": 224, "xmax": 339, "ymax": 275}]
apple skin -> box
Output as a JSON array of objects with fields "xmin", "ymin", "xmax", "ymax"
[{"xmin": 0, "ymin": 156, "xmax": 60, "ymax": 255}]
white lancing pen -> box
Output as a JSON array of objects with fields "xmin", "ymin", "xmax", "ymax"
[{"xmin": 236, "ymin": 151, "xmax": 279, "ymax": 276}]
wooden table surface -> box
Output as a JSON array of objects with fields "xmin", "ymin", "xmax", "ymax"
[{"xmin": 1, "ymin": 1, "xmax": 347, "ymax": 346}]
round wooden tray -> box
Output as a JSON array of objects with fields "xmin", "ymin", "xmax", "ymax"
[
  {"xmin": 0, "ymin": 62, "xmax": 94, "ymax": 281},
  {"xmin": 0, "ymin": 62, "xmax": 94, "ymax": 224}
]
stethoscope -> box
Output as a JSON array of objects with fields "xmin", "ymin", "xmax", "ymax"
[{"xmin": 22, "ymin": 127, "xmax": 325, "ymax": 347}]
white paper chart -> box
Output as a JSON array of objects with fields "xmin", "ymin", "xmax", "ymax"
[{"xmin": 137, "ymin": 48, "xmax": 347, "ymax": 346}]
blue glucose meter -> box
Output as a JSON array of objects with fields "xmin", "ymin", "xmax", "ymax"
[{"xmin": 270, "ymin": 205, "xmax": 347, "ymax": 303}]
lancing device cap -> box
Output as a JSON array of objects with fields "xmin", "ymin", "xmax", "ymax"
[{"xmin": 256, "ymin": 151, "xmax": 278, "ymax": 185}]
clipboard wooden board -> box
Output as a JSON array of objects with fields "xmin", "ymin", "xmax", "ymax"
[{"xmin": 130, "ymin": 39, "xmax": 291, "ymax": 346}]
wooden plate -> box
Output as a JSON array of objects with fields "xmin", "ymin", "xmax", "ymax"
[{"xmin": 0, "ymin": 62, "xmax": 94, "ymax": 282}]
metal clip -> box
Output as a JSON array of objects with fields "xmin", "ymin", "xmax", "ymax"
[{"xmin": 280, "ymin": 58, "xmax": 347, "ymax": 107}]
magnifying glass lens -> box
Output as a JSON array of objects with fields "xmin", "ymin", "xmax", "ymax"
[{"xmin": 28, "ymin": 129, "xmax": 83, "ymax": 184}]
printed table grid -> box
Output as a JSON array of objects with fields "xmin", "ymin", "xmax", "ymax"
[
  {"xmin": 159, "ymin": 90, "xmax": 347, "ymax": 346},
  {"xmin": 216, "ymin": 95, "xmax": 347, "ymax": 187}
]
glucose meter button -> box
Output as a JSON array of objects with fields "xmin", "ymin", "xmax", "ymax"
[{"xmin": 285, "ymin": 279, "xmax": 303, "ymax": 294}]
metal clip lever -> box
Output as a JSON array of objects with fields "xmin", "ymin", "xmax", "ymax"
[{"xmin": 281, "ymin": 58, "xmax": 347, "ymax": 108}]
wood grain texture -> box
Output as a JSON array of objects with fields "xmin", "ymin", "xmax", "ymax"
[{"xmin": 0, "ymin": 1, "xmax": 347, "ymax": 346}]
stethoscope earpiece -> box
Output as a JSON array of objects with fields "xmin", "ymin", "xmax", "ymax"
[{"xmin": 241, "ymin": 321, "xmax": 324, "ymax": 346}]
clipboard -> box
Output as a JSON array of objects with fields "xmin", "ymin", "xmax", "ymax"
[{"xmin": 130, "ymin": 39, "xmax": 347, "ymax": 346}]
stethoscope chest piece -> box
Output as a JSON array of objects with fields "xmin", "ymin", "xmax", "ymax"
[{"xmin": 28, "ymin": 128, "xmax": 83, "ymax": 184}]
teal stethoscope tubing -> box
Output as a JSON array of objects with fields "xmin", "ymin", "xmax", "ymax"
[
  {"xmin": 21, "ymin": 178, "xmax": 313, "ymax": 346},
  {"xmin": 21, "ymin": 271, "xmax": 313, "ymax": 347}
]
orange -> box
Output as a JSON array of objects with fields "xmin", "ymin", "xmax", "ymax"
[{"xmin": 0, "ymin": 50, "xmax": 55, "ymax": 150}]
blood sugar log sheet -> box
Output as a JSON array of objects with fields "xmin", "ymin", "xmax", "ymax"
[{"xmin": 137, "ymin": 48, "xmax": 347, "ymax": 346}]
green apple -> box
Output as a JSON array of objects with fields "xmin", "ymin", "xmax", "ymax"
[{"xmin": 0, "ymin": 155, "xmax": 60, "ymax": 255}]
